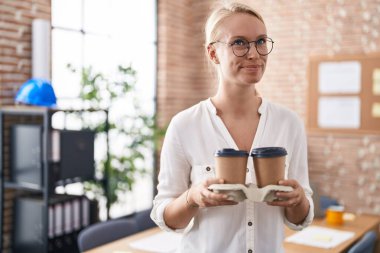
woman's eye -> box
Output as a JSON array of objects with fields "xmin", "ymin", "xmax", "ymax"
[
  {"xmin": 232, "ymin": 39, "xmax": 248, "ymax": 46},
  {"xmin": 256, "ymin": 38, "xmax": 266, "ymax": 45}
]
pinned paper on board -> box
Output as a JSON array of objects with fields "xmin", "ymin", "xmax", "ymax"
[
  {"xmin": 318, "ymin": 61, "xmax": 361, "ymax": 94},
  {"xmin": 373, "ymin": 69, "xmax": 380, "ymax": 95},
  {"xmin": 310, "ymin": 55, "xmax": 380, "ymax": 133},
  {"xmin": 318, "ymin": 97, "xmax": 361, "ymax": 129},
  {"xmin": 372, "ymin": 103, "xmax": 380, "ymax": 118}
]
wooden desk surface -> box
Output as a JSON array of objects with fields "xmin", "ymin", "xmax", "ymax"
[
  {"xmin": 86, "ymin": 214, "xmax": 380, "ymax": 253},
  {"xmin": 85, "ymin": 227, "xmax": 162, "ymax": 253},
  {"xmin": 284, "ymin": 214, "xmax": 380, "ymax": 253}
]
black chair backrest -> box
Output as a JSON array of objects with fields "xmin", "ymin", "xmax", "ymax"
[
  {"xmin": 135, "ymin": 208, "xmax": 157, "ymax": 232},
  {"xmin": 347, "ymin": 230, "xmax": 377, "ymax": 253},
  {"xmin": 77, "ymin": 218, "xmax": 138, "ymax": 252}
]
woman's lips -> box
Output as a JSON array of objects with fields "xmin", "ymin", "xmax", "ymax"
[
  {"xmin": 242, "ymin": 65, "xmax": 262, "ymax": 71},
  {"xmin": 243, "ymin": 65, "xmax": 261, "ymax": 68}
]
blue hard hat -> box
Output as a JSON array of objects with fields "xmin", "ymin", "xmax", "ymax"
[{"xmin": 15, "ymin": 78, "xmax": 57, "ymax": 107}]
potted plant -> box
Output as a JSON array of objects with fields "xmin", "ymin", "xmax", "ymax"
[{"xmin": 67, "ymin": 64, "xmax": 165, "ymax": 219}]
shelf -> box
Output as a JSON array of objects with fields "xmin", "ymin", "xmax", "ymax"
[
  {"xmin": 4, "ymin": 182, "xmax": 43, "ymax": 193},
  {"xmin": 0, "ymin": 107, "xmax": 99, "ymax": 253},
  {"xmin": 0, "ymin": 106, "xmax": 107, "ymax": 115},
  {"xmin": 0, "ymin": 105, "xmax": 57, "ymax": 115}
]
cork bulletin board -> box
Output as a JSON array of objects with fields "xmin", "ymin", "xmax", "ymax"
[{"xmin": 307, "ymin": 53, "xmax": 380, "ymax": 134}]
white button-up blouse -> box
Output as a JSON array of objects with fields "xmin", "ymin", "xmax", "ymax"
[{"xmin": 151, "ymin": 98, "xmax": 314, "ymax": 253}]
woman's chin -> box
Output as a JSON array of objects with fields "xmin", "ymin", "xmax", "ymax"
[{"xmin": 240, "ymin": 76, "xmax": 262, "ymax": 85}]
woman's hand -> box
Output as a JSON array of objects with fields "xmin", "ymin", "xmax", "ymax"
[
  {"xmin": 188, "ymin": 178, "xmax": 238, "ymax": 208},
  {"xmin": 267, "ymin": 179, "xmax": 310, "ymax": 224},
  {"xmin": 266, "ymin": 179, "xmax": 307, "ymax": 207}
]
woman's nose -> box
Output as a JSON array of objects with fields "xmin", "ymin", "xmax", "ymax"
[{"xmin": 246, "ymin": 44, "xmax": 260, "ymax": 59}]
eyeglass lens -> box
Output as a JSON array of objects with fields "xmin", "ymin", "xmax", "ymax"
[{"xmin": 232, "ymin": 38, "xmax": 273, "ymax": 57}]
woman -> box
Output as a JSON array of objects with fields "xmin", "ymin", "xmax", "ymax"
[{"xmin": 151, "ymin": 2, "xmax": 313, "ymax": 253}]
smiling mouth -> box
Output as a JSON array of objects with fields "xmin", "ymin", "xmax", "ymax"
[
  {"xmin": 244, "ymin": 65, "xmax": 261, "ymax": 68},
  {"xmin": 242, "ymin": 65, "xmax": 262, "ymax": 70}
]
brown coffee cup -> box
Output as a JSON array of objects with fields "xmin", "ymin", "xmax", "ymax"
[
  {"xmin": 214, "ymin": 149, "xmax": 249, "ymax": 185},
  {"xmin": 250, "ymin": 147, "xmax": 287, "ymax": 188}
]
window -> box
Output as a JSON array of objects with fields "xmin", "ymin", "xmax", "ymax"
[{"xmin": 51, "ymin": 0, "xmax": 156, "ymax": 219}]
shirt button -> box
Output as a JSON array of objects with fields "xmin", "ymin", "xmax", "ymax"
[
  {"xmin": 248, "ymin": 221, "xmax": 253, "ymax": 226},
  {"xmin": 246, "ymin": 168, "xmax": 249, "ymax": 172},
  {"xmin": 206, "ymin": 166, "xmax": 211, "ymax": 171},
  {"xmin": 248, "ymin": 249, "xmax": 253, "ymax": 253}
]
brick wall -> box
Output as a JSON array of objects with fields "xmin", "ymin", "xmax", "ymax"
[
  {"xmin": 156, "ymin": 0, "xmax": 217, "ymax": 126},
  {"xmin": 157, "ymin": 0, "xmax": 380, "ymax": 215},
  {"xmin": 0, "ymin": 0, "xmax": 50, "ymax": 106}
]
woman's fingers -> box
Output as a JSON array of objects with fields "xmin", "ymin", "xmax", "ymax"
[
  {"xmin": 201, "ymin": 188, "xmax": 228, "ymax": 200},
  {"xmin": 192, "ymin": 178, "xmax": 238, "ymax": 207},
  {"xmin": 267, "ymin": 179, "xmax": 304, "ymax": 208},
  {"xmin": 203, "ymin": 178, "xmax": 224, "ymax": 187}
]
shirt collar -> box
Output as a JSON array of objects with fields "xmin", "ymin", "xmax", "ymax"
[
  {"xmin": 206, "ymin": 97, "xmax": 266, "ymax": 115},
  {"xmin": 206, "ymin": 98, "xmax": 217, "ymax": 115}
]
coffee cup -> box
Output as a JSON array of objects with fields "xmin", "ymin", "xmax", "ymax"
[
  {"xmin": 214, "ymin": 149, "xmax": 249, "ymax": 185},
  {"xmin": 250, "ymin": 147, "xmax": 287, "ymax": 188},
  {"xmin": 326, "ymin": 205, "xmax": 344, "ymax": 225}
]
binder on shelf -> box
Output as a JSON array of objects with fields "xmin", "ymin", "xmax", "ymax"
[
  {"xmin": 53, "ymin": 202, "xmax": 63, "ymax": 237},
  {"xmin": 82, "ymin": 197, "xmax": 90, "ymax": 228},
  {"xmin": 64, "ymin": 201, "xmax": 72, "ymax": 234},
  {"xmin": 72, "ymin": 198, "xmax": 81, "ymax": 231},
  {"xmin": 11, "ymin": 124, "xmax": 43, "ymax": 188},
  {"xmin": 13, "ymin": 197, "xmax": 44, "ymax": 253},
  {"xmin": 59, "ymin": 130, "xmax": 95, "ymax": 181},
  {"xmin": 50, "ymin": 130, "xmax": 60, "ymax": 162},
  {"xmin": 48, "ymin": 206, "xmax": 54, "ymax": 239},
  {"xmin": 48, "ymin": 130, "xmax": 96, "ymax": 184}
]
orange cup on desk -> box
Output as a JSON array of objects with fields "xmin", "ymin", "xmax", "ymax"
[{"xmin": 326, "ymin": 205, "xmax": 344, "ymax": 225}]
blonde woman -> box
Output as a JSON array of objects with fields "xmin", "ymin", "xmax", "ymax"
[{"xmin": 151, "ymin": 2, "xmax": 313, "ymax": 252}]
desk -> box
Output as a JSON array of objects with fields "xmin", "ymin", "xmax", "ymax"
[
  {"xmin": 84, "ymin": 227, "xmax": 162, "ymax": 253},
  {"xmin": 284, "ymin": 214, "xmax": 380, "ymax": 253},
  {"xmin": 85, "ymin": 214, "xmax": 380, "ymax": 253}
]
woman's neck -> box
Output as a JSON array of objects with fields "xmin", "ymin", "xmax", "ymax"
[{"xmin": 211, "ymin": 84, "xmax": 261, "ymax": 117}]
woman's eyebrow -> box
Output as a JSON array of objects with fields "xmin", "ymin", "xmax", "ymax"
[{"xmin": 229, "ymin": 34, "xmax": 268, "ymax": 40}]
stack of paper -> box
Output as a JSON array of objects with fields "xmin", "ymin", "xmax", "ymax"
[
  {"xmin": 285, "ymin": 226, "xmax": 355, "ymax": 249},
  {"xmin": 129, "ymin": 231, "xmax": 182, "ymax": 253}
]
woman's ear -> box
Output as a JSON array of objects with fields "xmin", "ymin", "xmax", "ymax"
[{"xmin": 207, "ymin": 44, "xmax": 219, "ymax": 64}]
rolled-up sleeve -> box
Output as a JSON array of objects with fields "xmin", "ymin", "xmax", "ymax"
[
  {"xmin": 284, "ymin": 190, "xmax": 314, "ymax": 230},
  {"xmin": 150, "ymin": 119, "xmax": 192, "ymax": 232}
]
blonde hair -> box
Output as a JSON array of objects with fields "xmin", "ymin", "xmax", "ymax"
[{"xmin": 204, "ymin": 2, "xmax": 265, "ymax": 47}]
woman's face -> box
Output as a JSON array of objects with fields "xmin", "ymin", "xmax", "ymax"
[{"xmin": 209, "ymin": 13, "xmax": 269, "ymax": 87}]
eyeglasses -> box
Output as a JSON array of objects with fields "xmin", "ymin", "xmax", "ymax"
[{"xmin": 210, "ymin": 37, "xmax": 274, "ymax": 57}]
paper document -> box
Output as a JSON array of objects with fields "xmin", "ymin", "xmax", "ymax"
[
  {"xmin": 318, "ymin": 96, "xmax": 360, "ymax": 128},
  {"xmin": 285, "ymin": 226, "xmax": 355, "ymax": 248},
  {"xmin": 318, "ymin": 61, "xmax": 361, "ymax": 94},
  {"xmin": 373, "ymin": 69, "xmax": 380, "ymax": 95},
  {"xmin": 129, "ymin": 231, "xmax": 182, "ymax": 252},
  {"xmin": 372, "ymin": 103, "xmax": 380, "ymax": 118}
]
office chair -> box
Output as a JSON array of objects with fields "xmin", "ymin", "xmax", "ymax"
[
  {"xmin": 77, "ymin": 218, "xmax": 139, "ymax": 252},
  {"xmin": 347, "ymin": 230, "xmax": 377, "ymax": 253},
  {"xmin": 134, "ymin": 208, "xmax": 157, "ymax": 232},
  {"xmin": 320, "ymin": 195, "xmax": 339, "ymax": 211}
]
